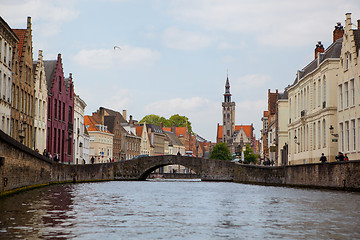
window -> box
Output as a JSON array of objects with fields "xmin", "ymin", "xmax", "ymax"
[
  {"xmin": 345, "ymin": 52, "xmax": 349, "ymax": 70},
  {"xmin": 322, "ymin": 119, "xmax": 326, "ymax": 148},
  {"xmin": 323, "ymin": 76, "xmax": 326, "ymax": 103},
  {"xmin": 345, "ymin": 82, "xmax": 349, "ymax": 108},
  {"xmin": 313, "ymin": 122, "xmax": 316, "ymax": 150},
  {"xmin": 350, "ymin": 79, "xmax": 355, "ymax": 106},
  {"xmin": 339, "ymin": 85, "xmax": 343, "ymax": 110},
  {"xmin": 318, "ymin": 79, "xmax": 321, "ymax": 107},
  {"xmin": 345, "ymin": 121, "xmax": 349, "ymax": 152},
  {"xmin": 340, "ymin": 123, "xmax": 344, "ymax": 152},
  {"xmin": 352, "ymin": 119, "xmax": 356, "ymax": 151},
  {"xmin": 54, "ymin": 100, "xmax": 57, "ymax": 119},
  {"xmin": 313, "ymin": 82, "xmax": 316, "ymax": 109},
  {"xmin": 318, "ymin": 121, "xmax": 321, "ymax": 149},
  {"xmin": 59, "ymin": 76, "xmax": 61, "ymax": 92}
]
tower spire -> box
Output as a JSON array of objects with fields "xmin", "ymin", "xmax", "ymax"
[{"xmin": 224, "ymin": 72, "xmax": 231, "ymax": 102}]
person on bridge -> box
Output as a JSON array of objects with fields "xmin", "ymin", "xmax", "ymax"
[
  {"xmin": 320, "ymin": 153, "xmax": 327, "ymax": 163},
  {"xmin": 91, "ymin": 156, "xmax": 95, "ymax": 164}
]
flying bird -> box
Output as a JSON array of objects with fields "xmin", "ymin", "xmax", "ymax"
[{"xmin": 114, "ymin": 46, "xmax": 121, "ymax": 50}]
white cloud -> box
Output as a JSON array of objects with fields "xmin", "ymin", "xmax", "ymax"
[
  {"xmin": 71, "ymin": 45, "xmax": 161, "ymax": 69},
  {"xmin": 168, "ymin": 0, "xmax": 360, "ymax": 47},
  {"xmin": 162, "ymin": 27, "xmax": 213, "ymax": 50},
  {"xmin": 0, "ymin": 0, "xmax": 79, "ymax": 37},
  {"xmin": 233, "ymin": 74, "xmax": 272, "ymax": 90}
]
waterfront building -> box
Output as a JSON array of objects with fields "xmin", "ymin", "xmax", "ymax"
[
  {"xmin": 11, "ymin": 17, "xmax": 35, "ymax": 147},
  {"xmin": 136, "ymin": 123, "xmax": 151, "ymax": 156},
  {"xmin": 0, "ymin": 17, "xmax": 18, "ymax": 135},
  {"xmin": 120, "ymin": 115, "xmax": 141, "ymax": 160},
  {"xmin": 92, "ymin": 107, "xmax": 127, "ymax": 161},
  {"xmin": 216, "ymin": 75, "xmax": 255, "ymax": 155},
  {"xmin": 144, "ymin": 123, "xmax": 166, "ymax": 156},
  {"xmin": 73, "ymin": 94, "xmax": 89, "ymax": 164},
  {"xmin": 287, "ymin": 24, "xmax": 343, "ymax": 164},
  {"xmin": 84, "ymin": 115, "xmax": 113, "ymax": 163},
  {"xmin": 277, "ymin": 92, "xmax": 289, "ymax": 165},
  {"xmin": 337, "ymin": 13, "xmax": 360, "ymax": 161},
  {"xmin": 33, "ymin": 50, "xmax": 47, "ymax": 153},
  {"xmin": 260, "ymin": 110, "xmax": 269, "ymax": 162},
  {"xmin": 44, "ymin": 54, "xmax": 75, "ymax": 163}
]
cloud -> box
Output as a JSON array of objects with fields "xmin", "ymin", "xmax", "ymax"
[
  {"xmin": 168, "ymin": 0, "xmax": 360, "ymax": 47},
  {"xmin": 162, "ymin": 27, "xmax": 213, "ymax": 50},
  {"xmin": 0, "ymin": 0, "xmax": 79, "ymax": 37},
  {"xmin": 71, "ymin": 45, "xmax": 161, "ymax": 69},
  {"xmin": 233, "ymin": 74, "xmax": 272, "ymax": 90}
]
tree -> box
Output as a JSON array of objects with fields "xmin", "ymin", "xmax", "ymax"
[
  {"xmin": 139, "ymin": 114, "xmax": 169, "ymax": 126},
  {"xmin": 168, "ymin": 114, "xmax": 192, "ymax": 133},
  {"xmin": 209, "ymin": 143, "xmax": 231, "ymax": 161},
  {"xmin": 139, "ymin": 114, "xmax": 192, "ymax": 133},
  {"xmin": 243, "ymin": 144, "xmax": 258, "ymax": 164}
]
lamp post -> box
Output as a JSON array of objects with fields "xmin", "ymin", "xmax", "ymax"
[
  {"xmin": 294, "ymin": 135, "xmax": 300, "ymax": 145},
  {"xmin": 329, "ymin": 125, "xmax": 339, "ymax": 137}
]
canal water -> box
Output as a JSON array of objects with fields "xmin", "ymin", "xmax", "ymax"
[{"xmin": 0, "ymin": 180, "xmax": 360, "ymax": 239}]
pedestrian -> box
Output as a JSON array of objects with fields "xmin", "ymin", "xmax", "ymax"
[
  {"xmin": 54, "ymin": 154, "xmax": 59, "ymax": 162},
  {"xmin": 320, "ymin": 153, "xmax": 327, "ymax": 163},
  {"xmin": 91, "ymin": 156, "xmax": 95, "ymax": 164},
  {"xmin": 48, "ymin": 153, "xmax": 52, "ymax": 159},
  {"xmin": 43, "ymin": 149, "xmax": 47, "ymax": 156},
  {"xmin": 335, "ymin": 152, "xmax": 344, "ymax": 161},
  {"xmin": 344, "ymin": 153, "xmax": 349, "ymax": 161}
]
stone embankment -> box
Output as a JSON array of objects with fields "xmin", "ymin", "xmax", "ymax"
[{"xmin": 1, "ymin": 129, "xmax": 359, "ymax": 196}]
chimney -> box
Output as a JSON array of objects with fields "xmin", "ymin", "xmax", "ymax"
[
  {"xmin": 129, "ymin": 115, "xmax": 133, "ymax": 125},
  {"xmin": 171, "ymin": 124, "xmax": 176, "ymax": 133},
  {"xmin": 122, "ymin": 110, "xmax": 127, "ymax": 121},
  {"xmin": 314, "ymin": 41, "xmax": 324, "ymax": 59},
  {"xmin": 27, "ymin": 16, "xmax": 31, "ymax": 29},
  {"xmin": 333, "ymin": 22, "xmax": 344, "ymax": 42}
]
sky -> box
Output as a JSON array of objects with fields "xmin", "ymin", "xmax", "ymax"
[{"xmin": 1, "ymin": 0, "xmax": 360, "ymax": 142}]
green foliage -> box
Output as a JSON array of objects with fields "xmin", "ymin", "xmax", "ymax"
[
  {"xmin": 243, "ymin": 144, "xmax": 258, "ymax": 164},
  {"xmin": 139, "ymin": 114, "xmax": 192, "ymax": 133},
  {"xmin": 209, "ymin": 143, "xmax": 231, "ymax": 161}
]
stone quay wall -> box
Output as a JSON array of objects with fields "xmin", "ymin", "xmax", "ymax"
[
  {"xmin": 1, "ymin": 128, "xmax": 360, "ymax": 196},
  {"xmin": 234, "ymin": 161, "xmax": 360, "ymax": 191}
]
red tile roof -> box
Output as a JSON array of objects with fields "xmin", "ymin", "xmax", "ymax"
[
  {"xmin": 84, "ymin": 115, "xmax": 111, "ymax": 133},
  {"xmin": 163, "ymin": 126, "xmax": 187, "ymax": 138},
  {"xmin": 217, "ymin": 125, "xmax": 253, "ymax": 140},
  {"xmin": 136, "ymin": 125, "xmax": 143, "ymax": 137},
  {"xmin": 12, "ymin": 29, "xmax": 26, "ymax": 62}
]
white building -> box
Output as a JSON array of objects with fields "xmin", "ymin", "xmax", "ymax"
[
  {"xmin": 33, "ymin": 50, "xmax": 47, "ymax": 152},
  {"xmin": 337, "ymin": 13, "xmax": 360, "ymax": 161},
  {"xmin": 287, "ymin": 25, "xmax": 343, "ymax": 164},
  {"xmin": 0, "ymin": 17, "xmax": 18, "ymax": 135},
  {"xmin": 73, "ymin": 94, "xmax": 89, "ymax": 164}
]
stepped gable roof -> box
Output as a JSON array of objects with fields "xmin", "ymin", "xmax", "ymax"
[
  {"xmin": 43, "ymin": 60, "xmax": 57, "ymax": 92},
  {"xmin": 84, "ymin": 115, "xmax": 111, "ymax": 133},
  {"xmin": 12, "ymin": 29, "xmax": 26, "ymax": 61},
  {"xmin": 163, "ymin": 130, "xmax": 184, "ymax": 146},
  {"xmin": 217, "ymin": 125, "xmax": 252, "ymax": 140},
  {"xmin": 291, "ymin": 38, "xmax": 343, "ymax": 87}
]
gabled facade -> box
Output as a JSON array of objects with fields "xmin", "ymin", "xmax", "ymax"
[
  {"xmin": 74, "ymin": 94, "xmax": 89, "ymax": 164},
  {"xmin": 0, "ymin": 17, "xmax": 18, "ymax": 136},
  {"xmin": 92, "ymin": 107, "xmax": 127, "ymax": 161},
  {"xmin": 44, "ymin": 54, "xmax": 74, "ymax": 163},
  {"xmin": 11, "ymin": 17, "xmax": 34, "ymax": 147},
  {"xmin": 33, "ymin": 50, "xmax": 47, "ymax": 153},
  {"xmin": 287, "ymin": 23, "xmax": 343, "ymax": 164},
  {"xmin": 145, "ymin": 123, "xmax": 166, "ymax": 156},
  {"xmin": 84, "ymin": 115, "xmax": 113, "ymax": 163},
  {"xmin": 337, "ymin": 13, "xmax": 360, "ymax": 161},
  {"xmin": 136, "ymin": 123, "xmax": 151, "ymax": 155},
  {"xmin": 121, "ymin": 115, "xmax": 141, "ymax": 160}
]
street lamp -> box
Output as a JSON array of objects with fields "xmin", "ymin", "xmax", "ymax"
[
  {"xmin": 329, "ymin": 125, "xmax": 339, "ymax": 137},
  {"xmin": 294, "ymin": 135, "xmax": 300, "ymax": 145}
]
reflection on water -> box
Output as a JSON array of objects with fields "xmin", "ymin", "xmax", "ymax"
[{"xmin": 0, "ymin": 180, "xmax": 360, "ymax": 239}]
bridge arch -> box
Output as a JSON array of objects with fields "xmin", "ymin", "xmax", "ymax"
[{"xmin": 116, "ymin": 155, "xmax": 234, "ymax": 181}]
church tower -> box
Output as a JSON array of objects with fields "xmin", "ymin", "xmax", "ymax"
[{"xmin": 222, "ymin": 74, "xmax": 235, "ymax": 144}]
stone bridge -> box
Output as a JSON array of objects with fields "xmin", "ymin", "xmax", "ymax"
[{"xmin": 113, "ymin": 155, "xmax": 233, "ymax": 181}]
